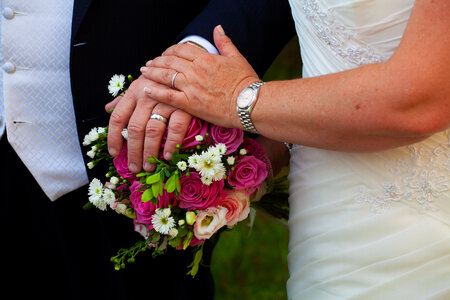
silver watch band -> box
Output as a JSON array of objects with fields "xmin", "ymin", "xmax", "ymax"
[{"xmin": 237, "ymin": 82, "xmax": 264, "ymax": 133}]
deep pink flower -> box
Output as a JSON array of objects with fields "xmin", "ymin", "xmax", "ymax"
[
  {"xmin": 129, "ymin": 181, "xmax": 177, "ymax": 225},
  {"xmin": 209, "ymin": 124, "xmax": 244, "ymax": 154},
  {"xmin": 179, "ymin": 172, "xmax": 226, "ymax": 210},
  {"xmin": 161, "ymin": 117, "xmax": 208, "ymax": 150},
  {"xmin": 227, "ymin": 155, "xmax": 268, "ymax": 195},
  {"xmin": 113, "ymin": 143, "xmax": 136, "ymax": 181}
]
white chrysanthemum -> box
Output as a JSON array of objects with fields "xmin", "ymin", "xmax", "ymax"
[
  {"xmin": 177, "ymin": 161, "xmax": 187, "ymax": 171},
  {"xmin": 97, "ymin": 127, "xmax": 106, "ymax": 134},
  {"xmin": 88, "ymin": 178, "xmax": 106, "ymax": 210},
  {"xmin": 102, "ymin": 188, "xmax": 116, "ymax": 205},
  {"xmin": 152, "ymin": 208, "xmax": 175, "ymax": 235},
  {"xmin": 88, "ymin": 128, "xmax": 99, "ymax": 142},
  {"xmin": 188, "ymin": 153, "xmax": 201, "ymax": 169},
  {"xmin": 201, "ymin": 175, "xmax": 213, "ymax": 186},
  {"xmin": 195, "ymin": 135, "xmax": 204, "ymax": 142},
  {"xmin": 121, "ymin": 128, "xmax": 128, "ymax": 140},
  {"xmin": 226, "ymin": 156, "xmax": 235, "ymax": 165},
  {"xmin": 239, "ymin": 148, "xmax": 247, "ymax": 155},
  {"xmin": 196, "ymin": 151, "xmax": 226, "ymax": 182},
  {"xmin": 108, "ymin": 74, "xmax": 126, "ymax": 97}
]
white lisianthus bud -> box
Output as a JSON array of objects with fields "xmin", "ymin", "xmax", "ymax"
[
  {"xmin": 186, "ymin": 211, "xmax": 197, "ymax": 225},
  {"xmin": 177, "ymin": 161, "xmax": 187, "ymax": 171},
  {"xmin": 239, "ymin": 148, "xmax": 247, "ymax": 155},
  {"xmin": 86, "ymin": 149, "xmax": 96, "ymax": 159},
  {"xmin": 121, "ymin": 128, "xmax": 128, "ymax": 140},
  {"xmin": 195, "ymin": 135, "xmax": 204, "ymax": 142},
  {"xmin": 178, "ymin": 219, "xmax": 185, "ymax": 226},
  {"xmin": 226, "ymin": 156, "xmax": 235, "ymax": 165},
  {"xmin": 169, "ymin": 228, "xmax": 179, "ymax": 237},
  {"xmin": 110, "ymin": 176, "xmax": 119, "ymax": 185}
]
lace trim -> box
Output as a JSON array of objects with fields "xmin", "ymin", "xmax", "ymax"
[
  {"xmin": 302, "ymin": 0, "xmax": 384, "ymax": 65},
  {"xmin": 355, "ymin": 130, "xmax": 450, "ymax": 214}
]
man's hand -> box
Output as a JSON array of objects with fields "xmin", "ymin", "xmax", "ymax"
[{"xmin": 106, "ymin": 75, "xmax": 192, "ymax": 173}]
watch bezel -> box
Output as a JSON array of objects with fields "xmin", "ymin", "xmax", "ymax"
[{"xmin": 237, "ymin": 86, "xmax": 257, "ymax": 110}]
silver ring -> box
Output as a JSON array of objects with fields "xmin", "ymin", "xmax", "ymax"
[
  {"xmin": 150, "ymin": 113, "xmax": 168, "ymax": 124},
  {"xmin": 171, "ymin": 71, "xmax": 179, "ymax": 89}
]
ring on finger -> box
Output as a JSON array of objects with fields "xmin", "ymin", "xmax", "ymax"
[
  {"xmin": 150, "ymin": 113, "xmax": 168, "ymax": 124},
  {"xmin": 171, "ymin": 71, "xmax": 179, "ymax": 89}
]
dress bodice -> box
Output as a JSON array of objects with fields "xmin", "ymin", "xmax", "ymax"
[{"xmin": 286, "ymin": 1, "xmax": 450, "ymax": 299}]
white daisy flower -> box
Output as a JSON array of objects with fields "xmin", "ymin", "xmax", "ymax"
[
  {"xmin": 177, "ymin": 161, "xmax": 187, "ymax": 171},
  {"xmin": 214, "ymin": 143, "xmax": 227, "ymax": 155},
  {"xmin": 151, "ymin": 208, "xmax": 175, "ymax": 235},
  {"xmin": 88, "ymin": 178, "xmax": 106, "ymax": 210},
  {"xmin": 108, "ymin": 74, "xmax": 126, "ymax": 97},
  {"xmin": 121, "ymin": 128, "xmax": 128, "ymax": 140},
  {"xmin": 197, "ymin": 151, "xmax": 226, "ymax": 182},
  {"xmin": 102, "ymin": 188, "xmax": 116, "ymax": 205},
  {"xmin": 188, "ymin": 153, "xmax": 201, "ymax": 169},
  {"xmin": 239, "ymin": 148, "xmax": 247, "ymax": 155},
  {"xmin": 195, "ymin": 135, "xmax": 204, "ymax": 142}
]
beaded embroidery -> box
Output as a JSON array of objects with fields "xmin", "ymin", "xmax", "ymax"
[
  {"xmin": 302, "ymin": 0, "xmax": 384, "ymax": 65},
  {"xmin": 355, "ymin": 130, "xmax": 450, "ymax": 214}
]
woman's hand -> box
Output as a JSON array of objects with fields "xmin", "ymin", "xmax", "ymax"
[{"xmin": 140, "ymin": 25, "xmax": 261, "ymax": 129}]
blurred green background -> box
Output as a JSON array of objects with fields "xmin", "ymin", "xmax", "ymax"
[{"xmin": 210, "ymin": 37, "xmax": 302, "ymax": 300}]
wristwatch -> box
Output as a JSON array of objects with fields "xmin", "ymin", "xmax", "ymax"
[{"xmin": 236, "ymin": 81, "xmax": 264, "ymax": 133}]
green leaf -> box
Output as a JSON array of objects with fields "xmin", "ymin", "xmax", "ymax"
[
  {"xmin": 177, "ymin": 225, "xmax": 188, "ymax": 237},
  {"xmin": 141, "ymin": 189, "xmax": 153, "ymax": 203},
  {"xmin": 147, "ymin": 157, "xmax": 159, "ymax": 164},
  {"xmin": 136, "ymin": 172, "xmax": 148, "ymax": 178},
  {"xmin": 146, "ymin": 172, "xmax": 160, "ymax": 185},
  {"xmin": 165, "ymin": 174, "xmax": 177, "ymax": 193},
  {"xmin": 187, "ymin": 245, "xmax": 204, "ymax": 277},
  {"xmin": 175, "ymin": 175, "xmax": 181, "ymax": 193},
  {"xmin": 183, "ymin": 231, "xmax": 193, "ymax": 250},
  {"xmin": 168, "ymin": 237, "xmax": 182, "ymax": 248}
]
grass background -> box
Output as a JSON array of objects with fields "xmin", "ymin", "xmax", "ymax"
[{"xmin": 210, "ymin": 37, "xmax": 302, "ymax": 300}]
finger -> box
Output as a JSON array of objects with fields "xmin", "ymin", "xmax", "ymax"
[
  {"xmin": 142, "ymin": 56, "xmax": 192, "ymax": 86},
  {"xmin": 126, "ymin": 94, "xmax": 158, "ymax": 173},
  {"xmin": 161, "ymin": 43, "xmax": 205, "ymax": 61},
  {"xmin": 144, "ymin": 67, "xmax": 188, "ymax": 91},
  {"xmin": 107, "ymin": 91, "xmax": 138, "ymax": 157},
  {"xmin": 105, "ymin": 95, "xmax": 122, "ymax": 113},
  {"xmin": 163, "ymin": 109, "xmax": 192, "ymax": 161},
  {"xmin": 213, "ymin": 25, "xmax": 243, "ymax": 58},
  {"xmin": 144, "ymin": 82, "xmax": 189, "ymax": 112},
  {"xmin": 143, "ymin": 103, "xmax": 176, "ymax": 171}
]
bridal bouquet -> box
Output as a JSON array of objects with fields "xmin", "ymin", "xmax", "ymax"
[{"xmin": 82, "ymin": 75, "xmax": 289, "ymax": 276}]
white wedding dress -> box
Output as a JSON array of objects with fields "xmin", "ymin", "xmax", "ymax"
[{"xmin": 286, "ymin": 0, "xmax": 450, "ymax": 299}]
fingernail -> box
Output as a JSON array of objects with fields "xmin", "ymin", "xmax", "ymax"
[
  {"xmin": 140, "ymin": 66, "xmax": 148, "ymax": 73},
  {"xmin": 144, "ymin": 87, "xmax": 152, "ymax": 94},
  {"xmin": 109, "ymin": 147, "xmax": 118, "ymax": 156},
  {"xmin": 129, "ymin": 163, "xmax": 138, "ymax": 173},
  {"xmin": 144, "ymin": 162, "xmax": 155, "ymax": 172},
  {"xmin": 164, "ymin": 152, "xmax": 172, "ymax": 161},
  {"xmin": 216, "ymin": 25, "xmax": 225, "ymax": 35},
  {"xmin": 146, "ymin": 60, "xmax": 153, "ymax": 67}
]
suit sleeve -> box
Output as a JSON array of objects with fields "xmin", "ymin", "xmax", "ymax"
[{"xmin": 178, "ymin": 0, "xmax": 297, "ymax": 77}]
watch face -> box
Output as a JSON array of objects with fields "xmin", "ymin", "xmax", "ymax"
[{"xmin": 237, "ymin": 88, "xmax": 255, "ymax": 108}]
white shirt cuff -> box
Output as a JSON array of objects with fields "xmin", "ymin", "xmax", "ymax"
[{"xmin": 178, "ymin": 35, "xmax": 219, "ymax": 55}]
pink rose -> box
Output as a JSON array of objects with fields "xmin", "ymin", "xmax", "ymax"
[
  {"xmin": 113, "ymin": 143, "xmax": 136, "ymax": 181},
  {"xmin": 179, "ymin": 172, "xmax": 226, "ymax": 210},
  {"xmin": 227, "ymin": 156, "xmax": 268, "ymax": 195},
  {"xmin": 193, "ymin": 206, "xmax": 228, "ymax": 240},
  {"xmin": 219, "ymin": 190, "xmax": 251, "ymax": 227},
  {"xmin": 129, "ymin": 181, "xmax": 177, "ymax": 225},
  {"xmin": 209, "ymin": 124, "xmax": 244, "ymax": 154},
  {"xmin": 161, "ymin": 117, "xmax": 208, "ymax": 150}
]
